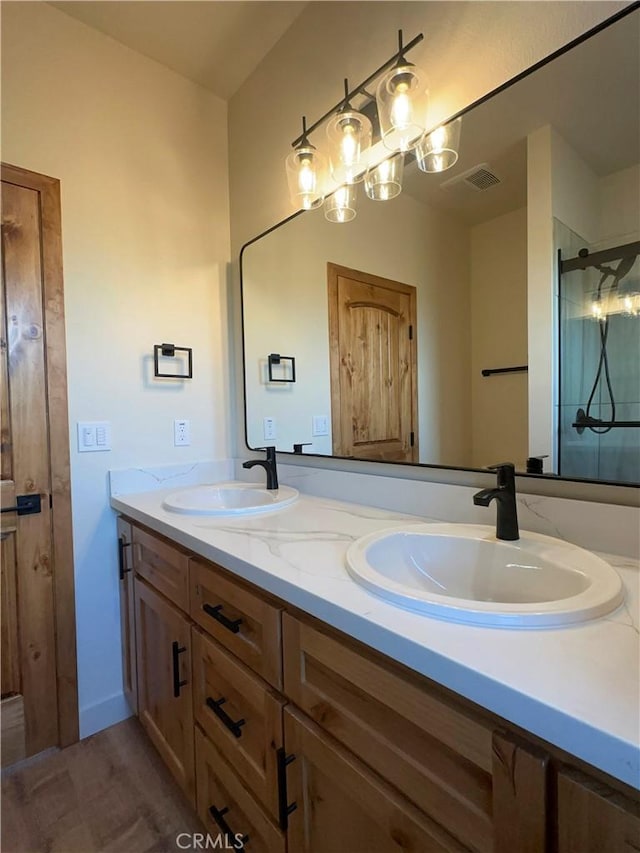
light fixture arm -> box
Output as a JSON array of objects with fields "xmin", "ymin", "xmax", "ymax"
[{"xmin": 290, "ymin": 30, "xmax": 424, "ymax": 147}]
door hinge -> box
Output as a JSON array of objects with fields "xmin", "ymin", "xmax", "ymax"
[
  {"xmin": 408, "ymin": 324, "xmax": 413, "ymax": 340},
  {"xmin": 410, "ymin": 432, "xmax": 415, "ymax": 447},
  {"xmin": 49, "ymin": 494, "xmax": 53, "ymax": 509}
]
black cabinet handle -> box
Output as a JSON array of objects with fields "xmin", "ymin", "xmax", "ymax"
[
  {"xmin": 202, "ymin": 603, "xmax": 242, "ymax": 634},
  {"xmin": 118, "ymin": 536, "xmax": 132, "ymax": 581},
  {"xmin": 276, "ymin": 747, "xmax": 297, "ymax": 830},
  {"xmin": 172, "ymin": 641, "xmax": 187, "ymax": 698},
  {"xmin": 208, "ymin": 805, "xmax": 249, "ymax": 849},
  {"xmin": 205, "ymin": 696, "xmax": 246, "ymax": 739}
]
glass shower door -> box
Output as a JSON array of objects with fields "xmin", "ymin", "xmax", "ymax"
[{"xmin": 558, "ymin": 245, "xmax": 640, "ymax": 484}]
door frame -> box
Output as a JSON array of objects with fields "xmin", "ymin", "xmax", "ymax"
[
  {"xmin": 327, "ymin": 262, "xmax": 419, "ymax": 462},
  {"xmin": 2, "ymin": 163, "xmax": 78, "ymax": 748}
]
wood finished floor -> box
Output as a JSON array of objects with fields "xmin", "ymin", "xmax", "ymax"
[{"xmin": 1, "ymin": 717, "xmax": 203, "ymax": 853}]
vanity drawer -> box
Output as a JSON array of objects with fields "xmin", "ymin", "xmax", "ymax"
[
  {"xmin": 132, "ymin": 525, "xmax": 190, "ymax": 610},
  {"xmin": 190, "ymin": 558, "xmax": 282, "ymax": 688},
  {"xmin": 195, "ymin": 726, "xmax": 286, "ymax": 853},
  {"xmin": 191, "ymin": 627, "xmax": 285, "ymax": 820},
  {"xmin": 283, "ymin": 613, "xmax": 494, "ymax": 853}
]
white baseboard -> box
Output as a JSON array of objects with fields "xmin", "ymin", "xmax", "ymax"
[{"xmin": 79, "ymin": 691, "xmax": 133, "ymax": 739}]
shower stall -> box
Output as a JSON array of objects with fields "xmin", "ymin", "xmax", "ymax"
[{"xmin": 558, "ymin": 241, "xmax": 640, "ymax": 484}]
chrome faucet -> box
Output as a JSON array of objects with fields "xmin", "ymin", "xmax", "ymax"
[
  {"xmin": 473, "ymin": 463, "xmax": 520, "ymax": 541},
  {"xmin": 242, "ymin": 446, "xmax": 278, "ymax": 490}
]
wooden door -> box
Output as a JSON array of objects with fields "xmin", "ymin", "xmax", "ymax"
[
  {"xmin": 283, "ymin": 707, "xmax": 466, "ymax": 852},
  {"xmin": 135, "ymin": 578, "xmax": 195, "ymax": 803},
  {"xmin": 117, "ymin": 517, "xmax": 137, "ymax": 714},
  {"xmin": 328, "ymin": 263, "xmax": 418, "ymax": 461},
  {"xmin": 1, "ymin": 165, "xmax": 77, "ymax": 762}
]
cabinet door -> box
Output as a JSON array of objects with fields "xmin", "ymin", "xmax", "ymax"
[
  {"xmin": 133, "ymin": 524, "xmax": 190, "ymax": 610},
  {"xmin": 190, "ymin": 558, "xmax": 282, "ymax": 688},
  {"xmin": 195, "ymin": 727, "xmax": 286, "ymax": 853},
  {"xmin": 283, "ymin": 707, "xmax": 468, "ymax": 853},
  {"xmin": 117, "ymin": 517, "xmax": 137, "ymax": 714},
  {"xmin": 135, "ymin": 578, "xmax": 194, "ymax": 803},
  {"xmin": 556, "ymin": 767, "xmax": 640, "ymax": 852},
  {"xmin": 283, "ymin": 613, "xmax": 493, "ymax": 850},
  {"xmin": 192, "ymin": 628, "xmax": 284, "ymax": 820},
  {"xmin": 492, "ymin": 731, "xmax": 548, "ymax": 853}
]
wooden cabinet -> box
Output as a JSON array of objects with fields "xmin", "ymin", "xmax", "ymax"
[
  {"xmin": 191, "ymin": 627, "xmax": 285, "ymax": 820},
  {"xmin": 118, "ymin": 516, "xmax": 640, "ymax": 852},
  {"xmin": 133, "ymin": 524, "xmax": 190, "ymax": 610},
  {"xmin": 135, "ymin": 578, "xmax": 195, "ymax": 802},
  {"xmin": 283, "ymin": 706, "xmax": 467, "ymax": 852},
  {"xmin": 283, "ymin": 611, "xmax": 494, "ymax": 851},
  {"xmin": 190, "ymin": 557, "xmax": 282, "ymax": 689},
  {"xmin": 195, "ymin": 727, "xmax": 286, "ymax": 853},
  {"xmin": 116, "ymin": 517, "xmax": 137, "ymax": 714},
  {"xmin": 556, "ymin": 767, "xmax": 640, "ymax": 852}
]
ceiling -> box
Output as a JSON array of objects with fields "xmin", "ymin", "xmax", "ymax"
[{"xmin": 49, "ymin": 1, "xmax": 308, "ymax": 100}]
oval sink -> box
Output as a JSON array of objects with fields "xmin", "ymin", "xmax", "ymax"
[
  {"xmin": 162, "ymin": 482, "xmax": 298, "ymax": 516},
  {"xmin": 346, "ymin": 524, "xmax": 624, "ymax": 628}
]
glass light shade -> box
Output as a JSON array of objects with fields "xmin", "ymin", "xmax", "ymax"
[
  {"xmin": 376, "ymin": 63, "xmax": 429, "ymax": 152},
  {"xmin": 285, "ymin": 145, "xmax": 326, "ymax": 210},
  {"xmin": 326, "ymin": 110, "xmax": 372, "ymax": 184},
  {"xmin": 364, "ymin": 155, "xmax": 404, "ymax": 201},
  {"xmin": 324, "ymin": 185, "xmax": 357, "ymax": 223},
  {"xmin": 415, "ymin": 117, "xmax": 462, "ymax": 173}
]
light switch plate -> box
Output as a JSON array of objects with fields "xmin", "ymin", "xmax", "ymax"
[
  {"xmin": 77, "ymin": 421, "xmax": 111, "ymax": 452},
  {"xmin": 263, "ymin": 417, "xmax": 277, "ymax": 440}
]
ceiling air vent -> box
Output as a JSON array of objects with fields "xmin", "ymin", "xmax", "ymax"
[{"xmin": 440, "ymin": 163, "xmax": 502, "ymax": 192}]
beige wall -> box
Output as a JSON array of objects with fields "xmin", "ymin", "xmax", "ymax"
[
  {"xmin": 229, "ymin": 0, "xmax": 627, "ymax": 469},
  {"xmin": 470, "ymin": 208, "xmax": 528, "ymax": 469},
  {"xmin": 1, "ymin": 2, "xmax": 230, "ymax": 734}
]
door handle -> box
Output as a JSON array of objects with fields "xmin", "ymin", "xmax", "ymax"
[
  {"xmin": 208, "ymin": 805, "xmax": 249, "ymax": 849},
  {"xmin": 1, "ymin": 494, "xmax": 42, "ymax": 516},
  {"xmin": 172, "ymin": 641, "xmax": 187, "ymax": 697},
  {"xmin": 276, "ymin": 747, "xmax": 297, "ymax": 830},
  {"xmin": 206, "ymin": 696, "xmax": 246, "ymax": 739},
  {"xmin": 202, "ymin": 603, "xmax": 243, "ymax": 634},
  {"xmin": 118, "ymin": 536, "xmax": 132, "ymax": 580}
]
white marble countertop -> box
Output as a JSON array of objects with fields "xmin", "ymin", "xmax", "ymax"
[{"xmin": 110, "ymin": 486, "xmax": 640, "ymax": 790}]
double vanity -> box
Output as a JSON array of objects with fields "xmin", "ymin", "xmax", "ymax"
[{"xmin": 110, "ymin": 468, "xmax": 639, "ymax": 851}]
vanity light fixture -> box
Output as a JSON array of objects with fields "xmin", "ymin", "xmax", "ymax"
[
  {"xmin": 324, "ymin": 184, "xmax": 358, "ymax": 223},
  {"xmin": 415, "ymin": 117, "xmax": 462, "ymax": 173},
  {"xmin": 326, "ymin": 79, "xmax": 372, "ymax": 185},
  {"xmin": 285, "ymin": 116, "xmax": 326, "ymax": 210},
  {"xmin": 364, "ymin": 154, "xmax": 404, "ymax": 201},
  {"xmin": 375, "ymin": 31, "xmax": 430, "ymax": 152}
]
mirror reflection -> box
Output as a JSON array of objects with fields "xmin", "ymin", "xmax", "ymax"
[{"xmin": 241, "ymin": 10, "xmax": 639, "ymax": 485}]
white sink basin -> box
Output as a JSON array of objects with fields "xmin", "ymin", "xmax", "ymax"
[
  {"xmin": 346, "ymin": 524, "xmax": 624, "ymax": 628},
  {"xmin": 162, "ymin": 482, "xmax": 298, "ymax": 516}
]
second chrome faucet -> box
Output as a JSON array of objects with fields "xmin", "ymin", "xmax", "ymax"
[{"xmin": 473, "ymin": 462, "xmax": 520, "ymax": 541}]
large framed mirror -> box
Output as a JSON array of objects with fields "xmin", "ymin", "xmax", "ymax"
[{"xmin": 241, "ymin": 7, "xmax": 640, "ymax": 487}]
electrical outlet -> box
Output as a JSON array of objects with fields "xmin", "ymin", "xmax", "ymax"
[
  {"xmin": 312, "ymin": 415, "xmax": 329, "ymax": 436},
  {"xmin": 174, "ymin": 419, "xmax": 191, "ymax": 446},
  {"xmin": 263, "ymin": 417, "xmax": 277, "ymax": 441}
]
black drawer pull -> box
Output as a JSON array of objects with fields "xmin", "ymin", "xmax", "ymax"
[
  {"xmin": 208, "ymin": 804, "xmax": 249, "ymax": 850},
  {"xmin": 276, "ymin": 747, "xmax": 297, "ymax": 830},
  {"xmin": 172, "ymin": 641, "xmax": 187, "ymax": 698},
  {"xmin": 118, "ymin": 536, "xmax": 132, "ymax": 581},
  {"xmin": 206, "ymin": 696, "xmax": 246, "ymax": 739},
  {"xmin": 202, "ymin": 603, "xmax": 243, "ymax": 634}
]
